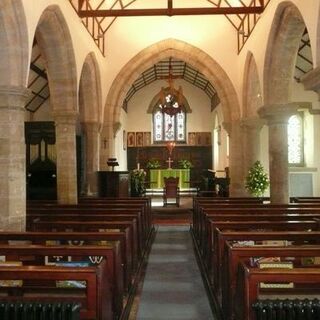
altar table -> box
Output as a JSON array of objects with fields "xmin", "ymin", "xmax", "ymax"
[{"xmin": 150, "ymin": 169, "xmax": 190, "ymax": 189}]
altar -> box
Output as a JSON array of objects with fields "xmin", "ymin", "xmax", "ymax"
[{"xmin": 149, "ymin": 169, "xmax": 190, "ymax": 189}]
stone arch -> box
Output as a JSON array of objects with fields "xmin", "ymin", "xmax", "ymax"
[
  {"xmin": 35, "ymin": 5, "xmax": 77, "ymax": 113},
  {"xmin": 0, "ymin": 0, "xmax": 29, "ymax": 86},
  {"xmin": 243, "ymin": 51, "xmax": 262, "ymax": 118},
  {"xmin": 104, "ymin": 39, "xmax": 240, "ymax": 140},
  {"xmin": 79, "ymin": 52, "xmax": 102, "ymax": 123},
  {"xmin": 264, "ymin": 1, "xmax": 306, "ymax": 105},
  {"xmin": 33, "ymin": 5, "xmax": 78, "ymax": 204}
]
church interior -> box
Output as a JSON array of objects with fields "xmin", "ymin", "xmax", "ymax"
[{"xmin": 1, "ymin": 0, "xmax": 320, "ymax": 319}]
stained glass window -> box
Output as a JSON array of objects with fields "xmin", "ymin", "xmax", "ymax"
[
  {"xmin": 288, "ymin": 114, "xmax": 303, "ymax": 165},
  {"xmin": 153, "ymin": 95, "xmax": 186, "ymax": 143}
]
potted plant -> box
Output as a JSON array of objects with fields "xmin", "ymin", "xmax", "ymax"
[
  {"xmin": 245, "ymin": 160, "xmax": 269, "ymax": 197},
  {"xmin": 146, "ymin": 159, "xmax": 161, "ymax": 169},
  {"xmin": 178, "ymin": 159, "xmax": 193, "ymax": 169},
  {"xmin": 130, "ymin": 168, "xmax": 146, "ymax": 196}
]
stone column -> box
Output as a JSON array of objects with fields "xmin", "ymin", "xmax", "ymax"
[
  {"xmin": 240, "ymin": 117, "xmax": 265, "ymax": 181},
  {"xmin": 0, "ymin": 86, "xmax": 29, "ymax": 231},
  {"xmin": 258, "ymin": 104, "xmax": 300, "ymax": 203},
  {"xmin": 83, "ymin": 122, "xmax": 100, "ymax": 196},
  {"xmin": 224, "ymin": 120, "xmax": 247, "ymax": 197},
  {"xmin": 54, "ymin": 112, "xmax": 78, "ymax": 204}
]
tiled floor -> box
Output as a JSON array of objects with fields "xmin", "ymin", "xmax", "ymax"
[{"xmin": 136, "ymin": 225, "xmax": 215, "ymax": 320}]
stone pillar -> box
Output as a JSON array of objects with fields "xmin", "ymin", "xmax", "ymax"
[
  {"xmin": 258, "ymin": 104, "xmax": 300, "ymax": 203},
  {"xmin": 0, "ymin": 86, "xmax": 29, "ymax": 231},
  {"xmin": 83, "ymin": 122, "xmax": 100, "ymax": 196},
  {"xmin": 54, "ymin": 112, "xmax": 78, "ymax": 204},
  {"xmin": 224, "ymin": 120, "xmax": 247, "ymax": 197},
  {"xmin": 240, "ymin": 117, "xmax": 265, "ymax": 180}
]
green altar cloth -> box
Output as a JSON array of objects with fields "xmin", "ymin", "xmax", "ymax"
[{"xmin": 150, "ymin": 169, "xmax": 190, "ymax": 189}]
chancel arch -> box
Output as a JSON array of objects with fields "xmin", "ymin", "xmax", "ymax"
[{"xmin": 104, "ymin": 38, "xmax": 242, "ymax": 195}]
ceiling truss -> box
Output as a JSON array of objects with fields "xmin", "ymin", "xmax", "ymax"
[{"xmin": 69, "ymin": 0, "xmax": 270, "ymax": 55}]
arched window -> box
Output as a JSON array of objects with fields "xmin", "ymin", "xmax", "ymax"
[
  {"xmin": 288, "ymin": 114, "xmax": 304, "ymax": 165},
  {"xmin": 153, "ymin": 95, "xmax": 186, "ymax": 142}
]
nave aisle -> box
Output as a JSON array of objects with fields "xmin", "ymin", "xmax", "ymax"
[{"xmin": 135, "ymin": 225, "xmax": 215, "ymax": 320}]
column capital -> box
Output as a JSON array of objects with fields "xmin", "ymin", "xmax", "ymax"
[
  {"xmin": 300, "ymin": 67, "xmax": 320, "ymax": 96},
  {"xmin": 0, "ymin": 85, "xmax": 30, "ymax": 110},
  {"xmin": 240, "ymin": 117, "xmax": 266, "ymax": 130},
  {"xmin": 258, "ymin": 103, "xmax": 301, "ymax": 124}
]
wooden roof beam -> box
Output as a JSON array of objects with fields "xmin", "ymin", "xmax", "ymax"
[{"xmin": 78, "ymin": 6, "xmax": 264, "ymax": 18}]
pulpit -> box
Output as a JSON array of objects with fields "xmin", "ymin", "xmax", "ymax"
[{"xmin": 97, "ymin": 171, "xmax": 130, "ymax": 197}]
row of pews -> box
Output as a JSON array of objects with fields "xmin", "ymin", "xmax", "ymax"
[
  {"xmin": 192, "ymin": 196, "xmax": 320, "ymax": 320},
  {"xmin": 0, "ymin": 197, "xmax": 154, "ymax": 320}
]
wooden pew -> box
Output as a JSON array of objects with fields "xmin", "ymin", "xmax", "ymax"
[
  {"xmin": 193, "ymin": 202, "xmax": 320, "ymax": 243},
  {"xmin": 27, "ymin": 208, "xmax": 145, "ymax": 252},
  {"xmin": 199, "ymin": 207, "xmax": 320, "ymax": 253},
  {"xmin": 206, "ymin": 219, "xmax": 320, "ymax": 275},
  {"xmin": 28, "ymin": 213, "xmax": 143, "ymax": 256},
  {"xmin": 0, "ymin": 244, "xmax": 123, "ymax": 319},
  {"xmin": 0, "ymin": 262, "xmax": 110, "ymax": 319},
  {"xmin": 223, "ymin": 243, "xmax": 320, "ymax": 320},
  {"xmin": 235, "ymin": 261, "xmax": 320, "ymax": 320},
  {"xmin": 214, "ymin": 230, "xmax": 320, "ymax": 296},
  {"xmin": 27, "ymin": 200, "xmax": 152, "ymax": 243},
  {"xmin": 203, "ymin": 214, "xmax": 320, "ymax": 271},
  {"xmin": 0, "ymin": 231, "xmax": 133, "ymax": 293},
  {"xmin": 30, "ymin": 220, "xmax": 139, "ymax": 273}
]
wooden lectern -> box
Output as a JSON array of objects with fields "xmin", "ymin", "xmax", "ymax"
[{"xmin": 97, "ymin": 171, "xmax": 130, "ymax": 197}]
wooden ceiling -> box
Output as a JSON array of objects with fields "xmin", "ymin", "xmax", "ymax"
[
  {"xmin": 122, "ymin": 57, "xmax": 220, "ymax": 111},
  {"xmin": 69, "ymin": 0, "xmax": 270, "ymax": 55},
  {"xmin": 25, "ymin": 40, "xmax": 50, "ymax": 113},
  {"xmin": 25, "ymin": 3, "xmax": 312, "ymax": 114}
]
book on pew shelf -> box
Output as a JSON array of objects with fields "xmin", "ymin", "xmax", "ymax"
[
  {"xmin": 99, "ymin": 228, "xmax": 121, "ymax": 232},
  {"xmin": 251, "ymin": 257, "xmax": 280, "ymax": 267},
  {"xmin": 260, "ymin": 282, "xmax": 294, "ymax": 289},
  {"xmin": 262, "ymin": 240, "xmax": 290, "ymax": 246},
  {"xmin": 0, "ymin": 261, "xmax": 23, "ymax": 287},
  {"xmin": 45, "ymin": 255, "xmax": 72, "ymax": 265},
  {"xmin": 301, "ymin": 257, "xmax": 320, "ymax": 266},
  {"xmin": 55, "ymin": 261, "xmax": 90, "ymax": 288},
  {"xmin": 258, "ymin": 260, "xmax": 294, "ymax": 289},
  {"xmin": 233, "ymin": 241, "xmax": 255, "ymax": 247},
  {"xmin": 258, "ymin": 261, "xmax": 293, "ymax": 269}
]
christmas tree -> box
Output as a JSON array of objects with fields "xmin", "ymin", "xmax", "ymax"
[{"xmin": 245, "ymin": 161, "xmax": 269, "ymax": 197}]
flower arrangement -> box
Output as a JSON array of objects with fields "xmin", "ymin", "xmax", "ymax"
[
  {"xmin": 245, "ymin": 160, "xmax": 269, "ymax": 197},
  {"xmin": 178, "ymin": 159, "xmax": 193, "ymax": 169},
  {"xmin": 146, "ymin": 158, "xmax": 161, "ymax": 169},
  {"xmin": 130, "ymin": 168, "xmax": 146, "ymax": 195}
]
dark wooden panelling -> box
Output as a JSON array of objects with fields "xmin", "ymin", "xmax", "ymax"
[{"xmin": 127, "ymin": 146, "xmax": 212, "ymax": 185}]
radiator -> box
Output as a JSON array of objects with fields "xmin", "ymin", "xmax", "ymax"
[
  {"xmin": 0, "ymin": 301, "xmax": 81, "ymax": 320},
  {"xmin": 252, "ymin": 299, "xmax": 320, "ymax": 320}
]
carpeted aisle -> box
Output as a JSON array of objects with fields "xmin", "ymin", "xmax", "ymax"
[{"xmin": 136, "ymin": 225, "xmax": 215, "ymax": 320}]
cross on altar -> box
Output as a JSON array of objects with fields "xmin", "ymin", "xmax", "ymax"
[{"xmin": 166, "ymin": 157, "xmax": 173, "ymax": 169}]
